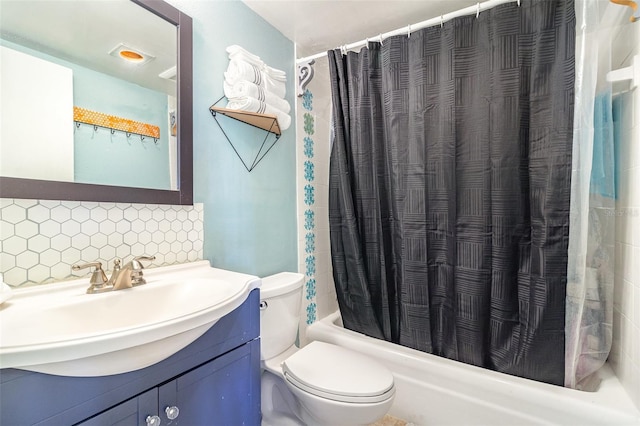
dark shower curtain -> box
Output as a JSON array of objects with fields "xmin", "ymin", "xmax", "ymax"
[{"xmin": 328, "ymin": 0, "xmax": 574, "ymax": 385}]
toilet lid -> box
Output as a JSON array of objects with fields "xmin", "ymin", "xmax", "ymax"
[{"xmin": 282, "ymin": 341, "xmax": 394, "ymax": 403}]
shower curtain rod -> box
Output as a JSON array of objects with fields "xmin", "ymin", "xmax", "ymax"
[{"xmin": 296, "ymin": 0, "xmax": 518, "ymax": 64}]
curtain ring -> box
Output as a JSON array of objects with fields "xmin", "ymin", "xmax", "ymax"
[
  {"xmin": 440, "ymin": 15, "xmax": 444, "ymax": 27},
  {"xmin": 517, "ymin": 0, "xmax": 520, "ymax": 5},
  {"xmin": 379, "ymin": 33, "xmax": 383, "ymax": 45},
  {"xmin": 407, "ymin": 24, "xmax": 411, "ymax": 38},
  {"xmin": 476, "ymin": 2, "xmax": 481, "ymax": 18}
]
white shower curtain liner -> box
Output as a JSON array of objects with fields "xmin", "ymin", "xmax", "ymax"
[{"xmin": 566, "ymin": 0, "xmax": 622, "ymax": 390}]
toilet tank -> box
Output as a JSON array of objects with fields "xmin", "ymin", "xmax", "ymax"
[{"xmin": 260, "ymin": 272, "xmax": 304, "ymax": 360}]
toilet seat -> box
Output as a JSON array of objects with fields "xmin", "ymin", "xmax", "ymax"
[{"xmin": 282, "ymin": 341, "xmax": 395, "ymax": 404}]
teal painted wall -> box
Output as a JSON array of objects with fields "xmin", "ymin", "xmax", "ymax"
[
  {"xmin": 0, "ymin": 39, "xmax": 171, "ymax": 190},
  {"xmin": 72, "ymin": 66, "xmax": 171, "ymax": 190},
  {"xmin": 167, "ymin": 0, "xmax": 298, "ymax": 277}
]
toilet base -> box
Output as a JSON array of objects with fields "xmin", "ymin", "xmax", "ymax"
[{"xmin": 261, "ymin": 370, "xmax": 304, "ymax": 426}]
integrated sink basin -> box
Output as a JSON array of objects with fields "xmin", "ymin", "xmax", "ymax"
[{"xmin": 0, "ymin": 261, "xmax": 260, "ymax": 376}]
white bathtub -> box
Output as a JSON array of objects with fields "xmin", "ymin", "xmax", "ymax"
[{"xmin": 307, "ymin": 311, "xmax": 640, "ymax": 426}]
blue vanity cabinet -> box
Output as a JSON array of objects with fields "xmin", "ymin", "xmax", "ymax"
[
  {"xmin": 78, "ymin": 340, "xmax": 260, "ymax": 426},
  {"xmin": 77, "ymin": 389, "xmax": 158, "ymax": 426},
  {"xmin": 0, "ymin": 289, "xmax": 260, "ymax": 426},
  {"xmin": 158, "ymin": 339, "xmax": 259, "ymax": 425}
]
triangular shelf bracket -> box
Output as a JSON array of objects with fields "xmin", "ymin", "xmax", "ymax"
[{"xmin": 210, "ymin": 103, "xmax": 282, "ymax": 172}]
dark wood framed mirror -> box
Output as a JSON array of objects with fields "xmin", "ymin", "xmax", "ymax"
[{"xmin": 0, "ymin": 0, "xmax": 193, "ymax": 205}]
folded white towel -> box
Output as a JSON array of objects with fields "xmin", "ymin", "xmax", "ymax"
[
  {"xmin": 226, "ymin": 96, "xmax": 291, "ymax": 131},
  {"xmin": 226, "ymin": 45, "xmax": 262, "ymax": 65},
  {"xmin": 225, "ymin": 59, "xmax": 286, "ymax": 98},
  {"xmin": 265, "ymin": 65, "xmax": 287, "ymax": 82},
  {"xmin": 226, "ymin": 45, "xmax": 287, "ymax": 82},
  {"xmin": 224, "ymin": 80, "xmax": 290, "ymax": 113},
  {"xmin": 224, "ymin": 59, "xmax": 261, "ymax": 84}
]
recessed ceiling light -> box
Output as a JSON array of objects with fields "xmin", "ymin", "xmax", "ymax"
[
  {"xmin": 119, "ymin": 50, "xmax": 144, "ymax": 62},
  {"xmin": 109, "ymin": 43, "xmax": 154, "ymax": 65}
]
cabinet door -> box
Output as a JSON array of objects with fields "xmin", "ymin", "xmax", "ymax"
[
  {"xmin": 77, "ymin": 388, "xmax": 158, "ymax": 426},
  {"xmin": 158, "ymin": 339, "xmax": 260, "ymax": 426}
]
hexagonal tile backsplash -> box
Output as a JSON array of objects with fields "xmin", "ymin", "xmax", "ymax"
[{"xmin": 0, "ymin": 199, "xmax": 204, "ymax": 287}]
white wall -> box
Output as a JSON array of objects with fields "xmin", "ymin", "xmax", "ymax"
[
  {"xmin": 0, "ymin": 46, "xmax": 74, "ymax": 182},
  {"xmin": 610, "ymin": 17, "xmax": 640, "ymax": 411}
]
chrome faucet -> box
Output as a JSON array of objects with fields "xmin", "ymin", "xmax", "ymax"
[{"xmin": 72, "ymin": 255, "xmax": 156, "ymax": 294}]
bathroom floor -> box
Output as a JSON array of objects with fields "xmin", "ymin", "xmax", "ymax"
[{"xmin": 370, "ymin": 415, "xmax": 408, "ymax": 426}]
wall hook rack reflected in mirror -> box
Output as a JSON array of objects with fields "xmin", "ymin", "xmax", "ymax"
[
  {"xmin": 74, "ymin": 121, "xmax": 159, "ymax": 144},
  {"xmin": 73, "ymin": 106, "xmax": 160, "ymax": 143}
]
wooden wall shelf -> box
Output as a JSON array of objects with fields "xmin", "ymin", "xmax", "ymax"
[
  {"xmin": 209, "ymin": 106, "xmax": 281, "ymax": 135},
  {"xmin": 209, "ymin": 104, "xmax": 282, "ymax": 172}
]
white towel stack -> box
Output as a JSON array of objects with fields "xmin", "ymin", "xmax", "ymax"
[{"xmin": 223, "ymin": 45, "xmax": 291, "ymax": 131}]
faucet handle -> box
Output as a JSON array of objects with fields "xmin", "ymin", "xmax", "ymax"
[
  {"xmin": 72, "ymin": 262, "xmax": 110, "ymax": 294},
  {"xmin": 131, "ymin": 255, "xmax": 156, "ymax": 270},
  {"xmin": 129, "ymin": 255, "xmax": 156, "ymax": 286}
]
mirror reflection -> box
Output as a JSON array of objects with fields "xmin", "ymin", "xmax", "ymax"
[{"xmin": 0, "ymin": 0, "xmax": 178, "ymax": 190}]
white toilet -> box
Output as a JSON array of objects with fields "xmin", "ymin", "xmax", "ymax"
[{"xmin": 260, "ymin": 272, "xmax": 395, "ymax": 426}]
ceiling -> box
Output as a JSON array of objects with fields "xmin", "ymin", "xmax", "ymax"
[
  {"xmin": 241, "ymin": 0, "xmax": 481, "ymax": 58},
  {"xmin": 0, "ymin": 0, "xmax": 176, "ymax": 95}
]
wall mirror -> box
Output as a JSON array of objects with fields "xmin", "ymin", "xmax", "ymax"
[{"xmin": 0, "ymin": 0, "xmax": 193, "ymax": 205}]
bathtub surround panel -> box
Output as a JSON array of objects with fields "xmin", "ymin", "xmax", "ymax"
[
  {"xmin": 296, "ymin": 56, "xmax": 337, "ymax": 345},
  {"xmin": 0, "ymin": 199, "xmax": 203, "ymax": 287},
  {"xmin": 166, "ymin": 0, "xmax": 297, "ymax": 278},
  {"xmin": 301, "ymin": 88, "xmax": 317, "ymax": 327},
  {"xmin": 328, "ymin": 0, "xmax": 575, "ymax": 385}
]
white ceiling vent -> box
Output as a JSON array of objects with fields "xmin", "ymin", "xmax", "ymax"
[{"xmin": 159, "ymin": 65, "xmax": 177, "ymax": 81}]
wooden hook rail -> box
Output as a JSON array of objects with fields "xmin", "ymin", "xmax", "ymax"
[{"xmin": 73, "ymin": 107, "xmax": 160, "ymax": 141}]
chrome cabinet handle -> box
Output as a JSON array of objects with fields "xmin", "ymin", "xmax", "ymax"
[
  {"xmin": 146, "ymin": 415, "xmax": 161, "ymax": 426},
  {"xmin": 165, "ymin": 406, "xmax": 180, "ymax": 420}
]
